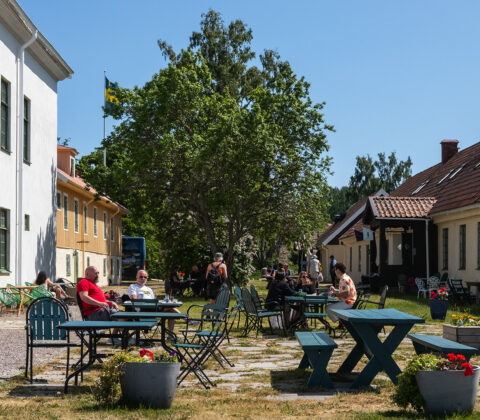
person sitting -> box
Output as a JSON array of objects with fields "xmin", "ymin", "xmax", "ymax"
[
  {"xmin": 265, "ymin": 269, "xmax": 295, "ymax": 311},
  {"xmin": 128, "ymin": 269, "xmax": 180, "ymax": 331},
  {"xmin": 35, "ymin": 271, "xmax": 68, "ymax": 300},
  {"xmin": 295, "ymin": 271, "xmax": 316, "ymax": 295},
  {"xmin": 189, "ymin": 265, "xmax": 204, "ymax": 297},
  {"xmin": 327, "ymin": 262, "xmax": 357, "ymax": 323}
]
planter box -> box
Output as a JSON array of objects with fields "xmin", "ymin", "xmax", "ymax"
[
  {"xmin": 443, "ymin": 324, "xmax": 480, "ymax": 349},
  {"xmin": 416, "ymin": 366, "xmax": 480, "ymax": 414}
]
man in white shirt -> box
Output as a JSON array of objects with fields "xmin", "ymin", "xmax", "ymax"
[
  {"xmin": 307, "ymin": 251, "xmax": 320, "ymax": 286},
  {"xmin": 128, "ymin": 270, "xmax": 155, "ymax": 299}
]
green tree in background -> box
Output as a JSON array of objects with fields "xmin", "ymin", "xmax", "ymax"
[
  {"xmin": 78, "ymin": 10, "xmax": 333, "ymax": 282},
  {"xmin": 327, "ymin": 152, "xmax": 412, "ymax": 219}
]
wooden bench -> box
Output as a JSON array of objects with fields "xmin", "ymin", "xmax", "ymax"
[
  {"xmin": 408, "ymin": 333, "xmax": 478, "ymax": 362},
  {"xmin": 295, "ymin": 331, "xmax": 337, "ymax": 388}
]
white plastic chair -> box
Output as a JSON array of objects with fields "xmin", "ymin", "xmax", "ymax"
[
  {"xmin": 427, "ymin": 276, "xmax": 440, "ymax": 293},
  {"xmin": 415, "ymin": 278, "xmax": 428, "ymax": 299}
]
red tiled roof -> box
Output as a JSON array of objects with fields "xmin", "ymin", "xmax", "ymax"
[
  {"xmin": 369, "ymin": 196, "xmax": 437, "ymax": 219},
  {"xmin": 391, "ymin": 141, "xmax": 480, "ymax": 214},
  {"xmin": 57, "ymin": 144, "xmax": 78, "ymax": 155},
  {"xmin": 57, "ymin": 168, "xmax": 130, "ymax": 214}
]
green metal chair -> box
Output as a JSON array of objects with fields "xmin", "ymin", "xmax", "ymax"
[
  {"xmin": 249, "ymin": 285, "xmax": 267, "ymax": 313},
  {"xmin": 25, "ymin": 282, "xmax": 54, "ymax": 299},
  {"xmin": 174, "ymin": 310, "xmax": 227, "ymax": 389},
  {"xmin": 0, "ymin": 288, "xmax": 18, "ymax": 311},
  {"xmin": 241, "ymin": 288, "xmax": 285, "ymax": 337},
  {"xmin": 233, "ymin": 285, "xmax": 246, "ymax": 328},
  {"xmin": 25, "ymin": 297, "xmax": 81, "ymax": 383},
  {"xmin": 7, "ymin": 283, "xmax": 34, "ymax": 306}
]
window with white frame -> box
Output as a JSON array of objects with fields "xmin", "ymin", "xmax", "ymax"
[
  {"xmin": 93, "ymin": 207, "xmax": 97, "ymax": 236},
  {"xmin": 24, "ymin": 214, "xmax": 30, "ymax": 231},
  {"xmin": 111, "ymin": 217, "xmax": 114, "ymax": 242},
  {"xmin": 1, "ymin": 79, "xmax": 10, "ymax": 152},
  {"xmin": 23, "ymin": 97, "xmax": 30, "ymax": 163},
  {"xmin": 66, "ymin": 254, "xmax": 71, "ymax": 276},
  {"xmin": 74, "ymin": 199, "xmax": 79, "ymax": 233},
  {"xmin": 103, "ymin": 212, "xmax": 107, "ymax": 240},
  {"xmin": 56, "ymin": 192, "xmax": 61, "ymax": 210},
  {"xmin": 83, "ymin": 205, "xmax": 88, "ymax": 234},
  {"xmin": 63, "ymin": 194, "xmax": 68, "ymax": 230},
  {"xmin": 0, "ymin": 208, "xmax": 9, "ymax": 271}
]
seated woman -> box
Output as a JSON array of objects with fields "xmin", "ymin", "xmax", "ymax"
[
  {"xmin": 265, "ymin": 269, "xmax": 296, "ymax": 311},
  {"xmin": 326, "ymin": 262, "xmax": 357, "ymax": 323},
  {"xmin": 35, "ymin": 271, "xmax": 68, "ymax": 300},
  {"xmin": 295, "ymin": 272, "xmax": 316, "ymax": 294}
]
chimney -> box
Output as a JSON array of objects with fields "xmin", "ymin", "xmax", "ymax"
[{"xmin": 441, "ymin": 139, "xmax": 459, "ymax": 164}]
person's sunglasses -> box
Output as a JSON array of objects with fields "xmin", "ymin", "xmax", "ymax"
[{"xmin": 139, "ymin": 275, "xmax": 148, "ymax": 279}]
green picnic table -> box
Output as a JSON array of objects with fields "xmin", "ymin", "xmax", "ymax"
[
  {"xmin": 331, "ymin": 308, "xmax": 425, "ymax": 389},
  {"xmin": 122, "ymin": 300, "xmax": 183, "ymax": 310},
  {"xmin": 295, "ymin": 331, "xmax": 337, "ymax": 388}
]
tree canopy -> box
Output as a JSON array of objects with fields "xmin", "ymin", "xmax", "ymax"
[
  {"xmin": 327, "ymin": 152, "xmax": 412, "ymax": 219},
  {"xmin": 78, "ymin": 10, "xmax": 333, "ymax": 281}
]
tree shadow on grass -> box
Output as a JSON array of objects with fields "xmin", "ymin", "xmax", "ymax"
[{"xmin": 8, "ymin": 384, "xmax": 92, "ymax": 397}]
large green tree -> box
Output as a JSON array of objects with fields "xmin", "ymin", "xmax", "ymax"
[
  {"xmin": 327, "ymin": 152, "xmax": 412, "ymax": 219},
  {"xmin": 78, "ymin": 11, "xmax": 332, "ymax": 282}
]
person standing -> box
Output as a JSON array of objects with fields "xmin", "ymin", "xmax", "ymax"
[
  {"xmin": 205, "ymin": 253, "xmax": 228, "ymax": 304},
  {"xmin": 329, "ymin": 255, "xmax": 337, "ymax": 286},
  {"xmin": 326, "ymin": 262, "xmax": 357, "ymax": 322},
  {"xmin": 307, "ymin": 251, "xmax": 320, "ymax": 287}
]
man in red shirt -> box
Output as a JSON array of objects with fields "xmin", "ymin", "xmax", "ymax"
[{"xmin": 77, "ymin": 266, "xmax": 119, "ymax": 320}]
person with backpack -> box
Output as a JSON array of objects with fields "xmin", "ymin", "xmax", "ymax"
[{"xmin": 205, "ymin": 252, "xmax": 228, "ymax": 304}]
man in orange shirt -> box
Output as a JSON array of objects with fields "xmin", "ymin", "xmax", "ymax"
[{"xmin": 327, "ymin": 262, "xmax": 357, "ymax": 322}]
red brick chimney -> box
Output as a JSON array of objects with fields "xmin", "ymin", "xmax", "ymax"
[{"xmin": 441, "ymin": 139, "xmax": 459, "ymax": 164}]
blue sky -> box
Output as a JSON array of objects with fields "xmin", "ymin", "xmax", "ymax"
[{"xmin": 18, "ymin": 0, "xmax": 480, "ymax": 188}]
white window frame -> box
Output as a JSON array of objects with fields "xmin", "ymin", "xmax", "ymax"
[
  {"xmin": 93, "ymin": 207, "xmax": 97, "ymax": 237},
  {"xmin": 74, "ymin": 199, "xmax": 79, "ymax": 233},
  {"xmin": 103, "ymin": 212, "xmax": 107, "ymax": 240},
  {"xmin": 83, "ymin": 204, "xmax": 88, "ymax": 235},
  {"xmin": 63, "ymin": 194, "xmax": 68, "ymax": 230}
]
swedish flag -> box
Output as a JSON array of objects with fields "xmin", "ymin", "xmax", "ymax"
[{"xmin": 105, "ymin": 76, "xmax": 119, "ymax": 107}]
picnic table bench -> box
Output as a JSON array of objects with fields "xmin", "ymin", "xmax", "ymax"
[
  {"xmin": 408, "ymin": 333, "xmax": 478, "ymax": 362},
  {"xmin": 295, "ymin": 331, "xmax": 337, "ymax": 388}
]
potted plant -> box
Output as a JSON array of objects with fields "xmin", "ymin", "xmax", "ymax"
[
  {"xmin": 444, "ymin": 313, "xmax": 480, "ymax": 348},
  {"xmin": 96, "ymin": 348, "xmax": 180, "ymax": 408},
  {"xmin": 393, "ymin": 353, "xmax": 479, "ymax": 415},
  {"xmin": 429, "ymin": 287, "xmax": 448, "ymax": 320}
]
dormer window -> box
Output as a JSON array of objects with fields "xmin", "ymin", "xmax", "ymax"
[
  {"xmin": 449, "ymin": 164, "xmax": 465, "ymax": 180},
  {"xmin": 70, "ymin": 156, "xmax": 75, "ymax": 177},
  {"xmin": 437, "ymin": 169, "xmax": 453, "ymax": 184},
  {"xmin": 411, "ymin": 180, "xmax": 429, "ymax": 195}
]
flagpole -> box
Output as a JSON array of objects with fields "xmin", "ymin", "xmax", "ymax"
[{"xmin": 103, "ymin": 70, "xmax": 106, "ymax": 166}]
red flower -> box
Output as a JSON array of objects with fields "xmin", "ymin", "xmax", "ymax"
[
  {"xmin": 447, "ymin": 353, "xmax": 456, "ymax": 362},
  {"xmin": 139, "ymin": 348, "xmax": 154, "ymax": 361},
  {"xmin": 462, "ymin": 362, "xmax": 474, "ymax": 376},
  {"xmin": 440, "ymin": 287, "xmax": 446, "ymax": 292},
  {"xmin": 456, "ymin": 354, "xmax": 466, "ymax": 361}
]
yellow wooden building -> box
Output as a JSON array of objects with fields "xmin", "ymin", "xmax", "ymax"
[{"xmin": 56, "ymin": 145, "xmax": 129, "ymax": 285}]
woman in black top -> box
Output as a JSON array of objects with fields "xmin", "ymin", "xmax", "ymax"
[{"xmin": 265, "ymin": 270, "xmax": 296, "ymax": 310}]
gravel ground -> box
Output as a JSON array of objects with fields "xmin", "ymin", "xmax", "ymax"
[{"xmin": 0, "ymin": 304, "xmax": 82, "ymax": 381}]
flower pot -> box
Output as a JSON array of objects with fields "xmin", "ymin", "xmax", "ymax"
[
  {"xmin": 120, "ymin": 362, "xmax": 181, "ymax": 408},
  {"xmin": 416, "ymin": 366, "xmax": 480, "ymax": 414},
  {"xmin": 443, "ymin": 324, "xmax": 480, "ymax": 349},
  {"xmin": 430, "ymin": 299, "xmax": 448, "ymax": 320}
]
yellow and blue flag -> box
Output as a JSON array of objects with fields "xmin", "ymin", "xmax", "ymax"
[{"xmin": 105, "ymin": 76, "xmax": 119, "ymax": 108}]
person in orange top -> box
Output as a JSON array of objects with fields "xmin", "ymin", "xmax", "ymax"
[{"xmin": 327, "ymin": 262, "xmax": 357, "ymax": 322}]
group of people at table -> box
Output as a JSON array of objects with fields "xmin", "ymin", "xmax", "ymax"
[{"xmin": 264, "ymin": 262, "xmax": 357, "ymax": 323}]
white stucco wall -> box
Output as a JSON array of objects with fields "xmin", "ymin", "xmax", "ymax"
[
  {"xmin": 56, "ymin": 248, "xmax": 121, "ymax": 287},
  {"xmin": 0, "ymin": 20, "xmax": 58, "ymax": 286},
  {"xmin": 340, "ymin": 237, "xmax": 371, "ymax": 284},
  {"xmin": 434, "ymin": 207, "xmax": 480, "ymax": 286}
]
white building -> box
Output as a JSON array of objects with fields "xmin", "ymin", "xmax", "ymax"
[{"xmin": 0, "ymin": 0, "xmax": 73, "ymax": 286}]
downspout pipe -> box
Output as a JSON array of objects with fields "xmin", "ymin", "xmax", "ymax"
[{"xmin": 15, "ymin": 31, "xmax": 37, "ymax": 286}]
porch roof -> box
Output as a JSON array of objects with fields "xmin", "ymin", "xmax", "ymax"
[{"xmin": 367, "ymin": 196, "xmax": 437, "ymax": 219}]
